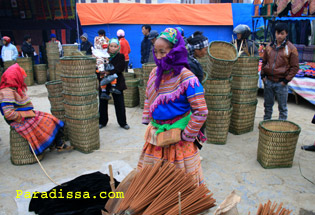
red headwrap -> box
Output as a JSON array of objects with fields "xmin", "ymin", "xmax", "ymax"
[{"xmin": 0, "ymin": 63, "xmax": 27, "ymax": 97}]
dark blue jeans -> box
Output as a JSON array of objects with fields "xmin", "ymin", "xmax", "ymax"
[{"xmin": 263, "ymin": 79, "xmax": 288, "ymax": 120}]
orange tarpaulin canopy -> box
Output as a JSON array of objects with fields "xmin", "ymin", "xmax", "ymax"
[{"xmin": 77, "ymin": 3, "xmax": 233, "ymax": 26}]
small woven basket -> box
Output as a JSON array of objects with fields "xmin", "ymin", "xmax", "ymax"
[
  {"xmin": 34, "ymin": 64, "xmax": 47, "ymax": 84},
  {"xmin": 207, "ymin": 41, "xmax": 238, "ymax": 79},
  {"xmin": 257, "ymin": 120, "xmax": 301, "ymax": 168},
  {"xmin": 10, "ymin": 128, "xmax": 44, "ymax": 165}
]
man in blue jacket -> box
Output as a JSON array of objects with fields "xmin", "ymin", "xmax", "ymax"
[{"xmin": 141, "ymin": 25, "xmax": 151, "ymax": 64}]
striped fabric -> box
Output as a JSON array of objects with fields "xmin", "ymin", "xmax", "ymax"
[
  {"xmin": 0, "ymin": 88, "xmax": 64, "ymax": 155},
  {"xmin": 289, "ymin": 77, "xmax": 315, "ymax": 105},
  {"xmin": 138, "ymin": 68, "xmax": 208, "ymax": 185}
]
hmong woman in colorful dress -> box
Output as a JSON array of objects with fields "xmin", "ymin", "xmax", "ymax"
[
  {"xmin": 0, "ymin": 63, "xmax": 72, "ymax": 155},
  {"xmin": 137, "ymin": 28, "xmax": 208, "ymax": 185}
]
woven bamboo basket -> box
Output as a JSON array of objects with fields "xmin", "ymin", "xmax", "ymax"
[
  {"xmin": 205, "ymin": 93, "xmax": 231, "ymax": 110},
  {"xmin": 126, "ymin": 79, "xmax": 140, "ymax": 87},
  {"xmin": 48, "ymin": 96, "xmax": 64, "ymax": 110},
  {"xmin": 17, "ymin": 58, "xmax": 34, "ymax": 86},
  {"xmin": 205, "ymin": 77, "xmax": 232, "ymax": 95},
  {"xmin": 63, "ymin": 91, "xmax": 98, "ymax": 105},
  {"xmin": 124, "ymin": 72, "xmax": 135, "ymax": 80},
  {"xmin": 3, "ymin": 60, "xmax": 16, "ymax": 71},
  {"xmin": 34, "ymin": 64, "xmax": 47, "ymax": 84},
  {"xmin": 207, "ymin": 41, "xmax": 238, "ymax": 79},
  {"xmin": 10, "ymin": 128, "xmax": 44, "ymax": 165},
  {"xmin": 198, "ymin": 55, "xmax": 211, "ymax": 75},
  {"xmin": 231, "ymin": 88, "xmax": 258, "ymax": 103},
  {"xmin": 139, "ymin": 86, "xmax": 146, "ymax": 109},
  {"xmin": 45, "ymin": 80, "xmax": 63, "ymax": 97},
  {"xmin": 62, "ymin": 44, "xmax": 79, "ymax": 56},
  {"xmin": 67, "ymin": 120, "xmax": 99, "ymax": 132},
  {"xmin": 232, "ymin": 56, "xmax": 260, "ymax": 76},
  {"xmin": 65, "ymin": 114, "xmax": 99, "ymax": 125},
  {"xmin": 51, "ymin": 108, "xmax": 65, "ymax": 119},
  {"xmin": 231, "ymin": 75, "xmax": 259, "ymax": 90},
  {"xmin": 60, "ymin": 56, "xmax": 96, "ymax": 77},
  {"xmin": 206, "ymin": 107, "xmax": 232, "ymax": 145},
  {"xmin": 133, "ymin": 68, "xmax": 143, "ymax": 78},
  {"xmin": 257, "ymin": 120, "xmax": 301, "ymax": 168},
  {"xmin": 229, "ymin": 100, "xmax": 258, "ymax": 135},
  {"xmin": 61, "ymin": 75, "xmax": 98, "ymax": 95},
  {"xmin": 64, "ymin": 101, "xmax": 98, "ymax": 120},
  {"xmin": 54, "ymin": 63, "xmax": 62, "ymax": 80}
]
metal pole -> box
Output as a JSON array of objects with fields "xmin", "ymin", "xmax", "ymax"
[{"xmin": 76, "ymin": 2, "xmax": 80, "ymax": 47}]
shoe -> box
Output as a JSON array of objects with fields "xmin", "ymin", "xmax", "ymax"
[
  {"xmin": 56, "ymin": 142, "xmax": 73, "ymax": 152},
  {"xmin": 121, "ymin": 124, "xmax": 130, "ymax": 130},
  {"xmin": 99, "ymin": 124, "xmax": 106, "ymax": 129},
  {"xmin": 110, "ymin": 87, "xmax": 121, "ymax": 95},
  {"xmin": 301, "ymin": 145, "xmax": 315, "ymax": 152},
  {"xmin": 100, "ymin": 92, "xmax": 111, "ymax": 100}
]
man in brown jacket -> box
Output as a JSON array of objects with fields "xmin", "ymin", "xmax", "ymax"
[{"xmin": 261, "ymin": 23, "xmax": 299, "ymax": 120}]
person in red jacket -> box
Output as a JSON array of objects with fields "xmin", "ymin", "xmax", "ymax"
[{"xmin": 117, "ymin": 29, "xmax": 131, "ymax": 73}]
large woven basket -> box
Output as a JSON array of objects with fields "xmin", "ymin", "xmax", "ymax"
[
  {"xmin": 231, "ymin": 74, "xmax": 259, "ymax": 90},
  {"xmin": 133, "ymin": 68, "xmax": 143, "ymax": 78},
  {"xmin": 142, "ymin": 63, "xmax": 156, "ymax": 82},
  {"xmin": 206, "ymin": 107, "xmax": 232, "ymax": 145},
  {"xmin": 207, "ymin": 41, "xmax": 238, "ymax": 79},
  {"xmin": 60, "ymin": 56, "xmax": 96, "ymax": 77},
  {"xmin": 3, "ymin": 60, "xmax": 16, "ymax": 71},
  {"xmin": 232, "ymin": 88, "xmax": 258, "ymax": 103},
  {"xmin": 257, "ymin": 120, "xmax": 301, "ymax": 168},
  {"xmin": 229, "ymin": 100, "xmax": 257, "ymax": 135},
  {"xmin": 205, "ymin": 77, "xmax": 232, "ymax": 95},
  {"xmin": 17, "ymin": 58, "xmax": 34, "ymax": 86},
  {"xmin": 45, "ymin": 80, "xmax": 63, "ymax": 97},
  {"xmin": 48, "ymin": 96, "xmax": 64, "ymax": 110},
  {"xmin": 10, "ymin": 128, "xmax": 44, "ymax": 165},
  {"xmin": 61, "ymin": 75, "xmax": 98, "ymax": 95},
  {"xmin": 64, "ymin": 101, "xmax": 98, "ymax": 120},
  {"xmin": 139, "ymin": 86, "xmax": 146, "ymax": 109},
  {"xmin": 124, "ymin": 72, "xmax": 135, "ymax": 80},
  {"xmin": 198, "ymin": 55, "xmax": 211, "ymax": 75},
  {"xmin": 51, "ymin": 108, "xmax": 65, "ymax": 120},
  {"xmin": 63, "ymin": 91, "xmax": 98, "ymax": 105},
  {"xmin": 34, "ymin": 64, "xmax": 47, "ymax": 84},
  {"xmin": 205, "ymin": 93, "xmax": 231, "ymax": 110},
  {"xmin": 232, "ymin": 56, "xmax": 260, "ymax": 76},
  {"xmin": 65, "ymin": 115, "xmax": 100, "ymax": 153}
]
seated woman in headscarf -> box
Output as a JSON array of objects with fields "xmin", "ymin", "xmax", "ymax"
[
  {"xmin": 138, "ymin": 28, "xmax": 208, "ymax": 185},
  {"xmin": 0, "ymin": 64, "xmax": 72, "ymax": 154}
]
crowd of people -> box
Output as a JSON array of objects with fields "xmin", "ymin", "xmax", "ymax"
[{"xmin": 0, "ymin": 22, "xmax": 314, "ymax": 187}]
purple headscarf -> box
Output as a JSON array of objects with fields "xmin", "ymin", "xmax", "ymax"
[{"xmin": 153, "ymin": 28, "xmax": 190, "ymax": 90}]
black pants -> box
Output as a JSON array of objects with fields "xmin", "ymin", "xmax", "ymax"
[
  {"xmin": 99, "ymin": 90, "xmax": 127, "ymax": 127},
  {"xmin": 124, "ymin": 61, "xmax": 129, "ymax": 73}
]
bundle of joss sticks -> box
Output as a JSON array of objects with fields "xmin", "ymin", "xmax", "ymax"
[
  {"xmin": 112, "ymin": 160, "xmax": 216, "ymax": 215},
  {"xmin": 251, "ymin": 200, "xmax": 292, "ymax": 215}
]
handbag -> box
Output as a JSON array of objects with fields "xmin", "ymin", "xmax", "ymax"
[
  {"xmin": 156, "ymin": 128, "xmax": 182, "ymax": 147},
  {"xmin": 19, "ymin": 110, "xmax": 36, "ymax": 118}
]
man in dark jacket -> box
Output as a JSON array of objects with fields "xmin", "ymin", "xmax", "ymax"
[
  {"xmin": 141, "ymin": 25, "xmax": 151, "ymax": 64},
  {"xmin": 80, "ymin": 33, "xmax": 93, "ymax": 55},
  {"xmin": 261, "ymin": 23, "xmax": 299, "ymax": 120},
  {"xmin": 21, "ymin": 35, "xmax": 35, "ymax": 58},
  {"xmin": 147, "ymin": 30, "xmax": 159, "ymax": 63}
]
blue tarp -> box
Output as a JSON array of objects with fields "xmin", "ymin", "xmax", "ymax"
[
  {"xmin": 82, "ymin": 24, "xmax": 233, "ymax": 68},
  {"xmin": 81, "ymin": 3, "xmax": 255, "ymax": 68}
]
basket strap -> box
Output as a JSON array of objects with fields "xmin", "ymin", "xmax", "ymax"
[{"xmin": 28, "ymin": 142, "xmax": 61, "ymax": 186}]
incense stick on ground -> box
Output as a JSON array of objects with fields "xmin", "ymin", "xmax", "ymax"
[{"xmin": 254, "ymin": 201, "xmax": 291, "ymax": 215}]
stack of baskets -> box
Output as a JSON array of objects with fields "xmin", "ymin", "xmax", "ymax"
[
  {"xmin": 46, "ymin": 42, "xmax": 60, "ymax": 81},
  {"xmin": 124, "ymin": 72, "xmax": 135, "ymax": 80},
  {"xmin": 139, "ymin": 63, "xmax": 156, "ymax": 109},
  {"xmin": 60, "ymin": 56, "xmax": 99, "ymax": 153},
  {"xmin": 133, "ymin": 68, "xmax": 142, "ymax": 79},
  {"xmin": 45, "ymin": 80, "xmax": 68, "ymax": 140},
  {"xmin": 10, "ymin": 127, "xmax": 44, "ymax": 165},
  {"xmin": 257, "ymin": 120, "xmax": 301, "ymax": 168},
  {"xmin": 3, "ymin": 60, "xmax": 16, "ymax": 71},
  {"xmin": 17, "ymin": 57, "xmax": 34, "ymax": 86},
  {"xmin": 124, "ymin": 79, "xmax": 140, "ymax": 108},
  {"xmin": 62, "ymin": 44, "xmax": 79, "ymax": 56},
  {"xmin": 205, "ymin": 41, "xmax": 238, "ymax": 144},
  {"xmin": 34, "ymin": 64, "xmax": 47, "ymax": 84},
  {"xmin": 229, "ymin": 56, "xmax": 260, "ymax": 135}
]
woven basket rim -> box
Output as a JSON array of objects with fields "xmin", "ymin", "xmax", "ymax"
[
  {"xmin": 207, "ymin": 76, "xmax": 233, "ymax": 81},
  {"xmin": 208, "ymin": 107, "xmax": 233, "ymax": 111},
  {"xmin": 232, "ymin": 74, "xmax": 259, "ymax": 78},
  {"xmin": 65, "ymin": 114, "xmax": 99, "ymax": 120},
  {"xmin": 62, "ymin": 91, "xmax": 98, "ymax": 96},
  {"xmin": 232, "ymin": 99, "xmax": 258, "ymax": 105},
  {"xmin": 259, "ymin": 120, "xmax": 301, "ymax": 134},
  {"xmin": 208, "ymin": 41, "xmax": 238, "ymax": 62},
  {"xmin": 48, "ymin": 95, "xmax": 63, "ymax": 98},
  {"xmin": 45, "ymin": 80, "xmax": 62, "ymax": 85},
  {"xmin": 60, "ymin": 56, "xmax": 96, "ymax": 61},
  {"xmin": 232, "ymin": 87, "xmax": 258, "ymax": 91},
  {"xmin": 61, "ymin": 74, "xmax": 97, "ymax": 79},
  {"xmin": 63, "ymin": 100, "xmax": 98, "ymax": 106},
  {"xmin": 205, "ymin": 92, "xmax": 232, "ymax": 96}
]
